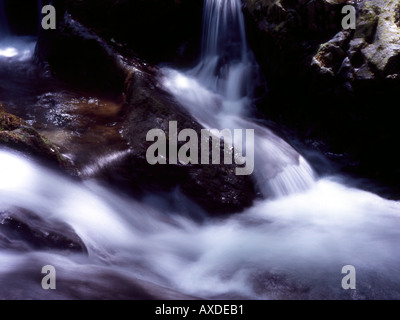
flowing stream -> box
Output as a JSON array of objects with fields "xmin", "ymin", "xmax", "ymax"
[
  {"xmin": 0, "ymin": 0, "xmax": 400, "ymax": 300},
  {"xmin": 0, "ymin": 0, "xmax": 36, "ymax": 61}
]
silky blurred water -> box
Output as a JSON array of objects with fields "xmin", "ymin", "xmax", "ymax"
[{"xmin": 0, "ymin": 0, "xmax": 400, "ymax": 300}]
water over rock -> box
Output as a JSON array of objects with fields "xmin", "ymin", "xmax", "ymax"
[{"xmin": 34, "ymin": 8, "xmax": 257, "ymax": 215}]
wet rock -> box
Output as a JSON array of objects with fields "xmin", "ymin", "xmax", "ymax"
[
  {"xmin": 0, "ymin": 207, "xmax": 87, "ymax": 254},
  {"xmin": 35, "ymin": 9, "xmax": 257, "ymax": 214},
  {"xmin": 0, "ymin": 104, "xmax": 77, "ymax": 175},
  {"xmin": 104, "ymin": 70, "xmax": 257, "ymax": 214}
]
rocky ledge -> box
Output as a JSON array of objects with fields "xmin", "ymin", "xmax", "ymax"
[{"xmin": 243, "ymin": 0, "xmax": 400, "ymax": 198}]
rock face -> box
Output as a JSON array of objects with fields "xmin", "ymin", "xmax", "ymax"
[
  {"xmin": 243, "ymin": 0, "xmax": 400, "ymax": 197},
  {"xmin": 0, "ymin": 104, "xmax": 77, "ymax": 175},
  {"xmin": 34, "ymin": 3, "xmax": 257, "ymax": 214},
  {"xmin": 243, "ymin": 0, "xmax": 344, "ymax": 93},
  {"xmin": 312, "ymin": 0, "xmax": 400, "ymax": 82}
]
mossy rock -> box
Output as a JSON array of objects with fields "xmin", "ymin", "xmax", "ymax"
[
  {"xmin": 354, "ymin": 18, "xmax": 379, "ymax": 43},
  {"xmin": 0, "ymin": 107, "xmax": 25, "ymax": 131},
  {"xmin": 0, "ymin": 105, "xmax": 77, "ymax": 175}
]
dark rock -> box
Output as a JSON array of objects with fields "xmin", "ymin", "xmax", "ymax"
[
  {"xmin": 243, "ymin": 0, "xmax": 400, "ymax": 198},
  {"xmin": 0, "ymin": 207, "xmax": 87, "ymax": 254},
  {"xmin": 100, "ymin": 69, "xmax": 257, "ymax": 214},
  {"xmin": 35, "ymin": 12, "xmax": 129, "ymax": 97},
  {"xmin": 34, "ymin": 9, "xmax": 257, "ymax": 214},
  {"xmin": 45, "ymin": 0, "xmax": 204, "ymax": 65}
]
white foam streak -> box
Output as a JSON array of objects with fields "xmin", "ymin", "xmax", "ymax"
[
  {"xmin": 1, "ymin": 150, "xmax": 400, "ymax": 299},
  {"xmin": 0, "ymin": 38, "xmax": 36, "ymax": 61}
]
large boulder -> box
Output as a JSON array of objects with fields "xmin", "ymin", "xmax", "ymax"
[
  {"xmin": 35, "ymin": 9, "xmax": 257, "ymax": 214},
  {"xmin": 116, "ymin": 69, "xmax": 257, "ymax": 214}
]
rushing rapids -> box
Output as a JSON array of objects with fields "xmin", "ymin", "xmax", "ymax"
[{"xmin": 0, "ymin": 0, "xmax": 399, "ymax": 300}]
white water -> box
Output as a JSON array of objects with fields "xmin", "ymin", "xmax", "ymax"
[
  {"xmin": 162, "ymin": 0, "xmax": 315, "ymax": 198},
  {"xmin": 0, "ymin": 0, "xmax": 36, "ymax": 61},
  {"xmin": 1, "ymin": 0, "xmax": 400, "ymax": 300},
  {"xmin": 1, "ymin": 150, "xmax": 400, "ymax": 299}
]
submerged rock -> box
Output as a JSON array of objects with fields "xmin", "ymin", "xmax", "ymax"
[
  {"xmin": 0, "ymin": 104, "xmax": 77, "ymax": 175},
  {"xmin": 0, "ymin": 207, "xmax": 87, "ymax": 254}
]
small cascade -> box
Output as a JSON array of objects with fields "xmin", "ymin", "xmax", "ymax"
[
  {"xmin": 0, "ymin": 0, "xmax": 38, "ymax": 61},
  {"xmin": 162, "ymin": 0, "xmax": 316, "ymax": 198},
  {"xmin": 0, "ymin": 0, "xmax": 399, "ymax": 300}
]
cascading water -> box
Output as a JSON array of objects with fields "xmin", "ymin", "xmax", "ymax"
[
  {"xmin": 0, "ymin": 0, "xmax": 37, "ymax": 61},
  {"xmin": 1, "ymin": 0, "xmax": 400, "ymax": 300},
  {"xmin": 2, "ymin": 149, "xmax": 400, "ymax": 299},
  {"xmin": 162, "ymin": 0, "xmax": 315, "ymax": 198},
  {"xmin": 196, "ymin": 0, "xmax": 249, "ymax": 94}
]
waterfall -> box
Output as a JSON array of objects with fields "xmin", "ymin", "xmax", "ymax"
[
  {"xmin": 0, "ymin": 0, "xmax": 38, "ymax": 60},
  {"xmin": 195, "ymin": 0, "xmax": 249, "ymax": 96},
  {"xmin": 162, "ymin": 0, "xmax": 316, "ymax": 198},
  {"xmin": 0, "ymin": 0, "xmax": 399, "ymax": 300},
  {"xmin": 201, "ymin": 0, "xmax": 248, "ymax": 59}
]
